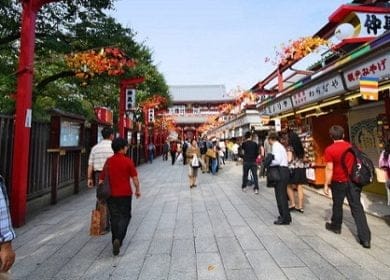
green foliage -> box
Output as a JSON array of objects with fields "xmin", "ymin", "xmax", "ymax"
[{"xmin": 0, "ymin": 0, "xmax": 169, "ymax": 122}]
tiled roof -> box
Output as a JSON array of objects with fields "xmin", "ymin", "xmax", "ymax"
[{"xmin": 169, "ymin": 85, "xmax": 233, "ymax": 102}]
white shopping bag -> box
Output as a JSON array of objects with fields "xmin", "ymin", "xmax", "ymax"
[
  {"xmin": 176, "ymin": 152, "xmax": 183, "ymax": 163},
  {"xmin": 191, "ymin": 154, "xmax": 199, "ymax": 167}
]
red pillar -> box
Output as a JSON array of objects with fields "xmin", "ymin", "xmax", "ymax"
[{"xmin": 11, "ymin": 0, "xmax": 60, "ymax": 226}]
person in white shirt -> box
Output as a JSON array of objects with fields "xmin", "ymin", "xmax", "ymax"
[
  {"xmin": 87, "ymin": 126, "xmax": 114, "ymax": 234},
  {"xmin": 268, "ymin": 132, "xmax": 291, "ymax": 225},
  {"xmin": 87, "ymin": 127, "xmax": 114, "ymax": 186},
  {"xmin": 232, "ymin": 142, "xmax": 240, "ymax": 161}
]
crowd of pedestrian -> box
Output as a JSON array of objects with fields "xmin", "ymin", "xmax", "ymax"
[{"xmin": 85, "ymin": 124, "xmax": 378, "ymax": 256}]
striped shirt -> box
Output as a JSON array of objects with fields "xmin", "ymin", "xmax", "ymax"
[
  {"xmin": 0, "ymin": 176, "xmax": 16, "ymax": 243},
  {"xmin": 88, "ymin": 140, "xmax": 113, "ymax": 171}
]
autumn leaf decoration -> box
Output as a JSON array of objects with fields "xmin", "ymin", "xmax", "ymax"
[
  {"xmin": 65, "ymin": 47, "xmax": 136, "ymax": 84},
  {"xmin": 265, "ymin": 36, "xmax": 331, "ymax": 66},
  {"xmin": 139, "ymin": 95, "xmax": 167, "ymax": 110}
]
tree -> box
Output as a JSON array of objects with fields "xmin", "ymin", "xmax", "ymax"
[{"xmin": 0, "ymin": 0, "xmax": 170, "ymax": 121}]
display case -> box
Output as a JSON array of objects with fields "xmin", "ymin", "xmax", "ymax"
[
  {"xmin": 48, "ymin": 109, "xmax": 86, "ymax": 204},
  {"xmin": 294, "ymin": 121, "xmax": 327, "ymax": 186},
  {"xmin": 50, "ymin": 109, "xmax": 85, "ymax": 150}
]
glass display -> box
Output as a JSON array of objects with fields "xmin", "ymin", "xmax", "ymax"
[{"xmin": 60, "ymin": 120, "xmax": 81, "ymax": 147}]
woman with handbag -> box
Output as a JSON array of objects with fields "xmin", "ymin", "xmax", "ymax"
[
  {"xmin": 186, "ymin": 139, "xmax": 201, "ymax": 188},
  {"xmin": 99, "ymin": 137, "xmax": 141, "ymax": 256},
  {"xmin": 284, "ymin": 131, "xmax": 306, "ymax": 213}
]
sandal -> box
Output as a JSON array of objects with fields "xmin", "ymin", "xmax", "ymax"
[
  {"xmin": 289, "ymin": 206, "xmax": 296, "ymax": 211},
  {"xmin": 296, "ymin": 208, "xmax": 304, "ymax": 213}
]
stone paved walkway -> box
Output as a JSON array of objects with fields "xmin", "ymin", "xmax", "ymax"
[{"xmin": 12, "ymin": 159, "xmax": 390, "ymax": 279}]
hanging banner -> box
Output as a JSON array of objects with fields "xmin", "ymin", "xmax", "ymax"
[{"xmin": 360, "ymin": 76, "xmax": 379, "ymax": 100}]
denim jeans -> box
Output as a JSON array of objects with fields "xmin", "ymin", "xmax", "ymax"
[
  {"xmin": 148, "ymin": 151, "xmax": 154, "ymax": 163},
  {"xmin": 107, "ymin": 196, "xmax": 132, "ymax": 244},
  {"xmin": 211, "ymin": 158, "xmax": 218, "ymax": 174}
]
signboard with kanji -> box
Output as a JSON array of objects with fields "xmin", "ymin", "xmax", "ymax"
[
  {"xmin": 344, "ymin": 52, "xmax": 390, "ymax": 90},
  {"xmin": 291, "ymin": 75, "xmax": 344, "ymax": 108}
]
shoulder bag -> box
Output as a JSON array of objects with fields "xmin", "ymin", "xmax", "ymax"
[{"xmin": 97, "ymin": 160, "xmax": 111, "ymax": 200}]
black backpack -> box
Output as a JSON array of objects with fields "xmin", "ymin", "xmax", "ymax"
[{"xmin": 341, "ymin": 145, "xmax": 375, "ymax": 188}]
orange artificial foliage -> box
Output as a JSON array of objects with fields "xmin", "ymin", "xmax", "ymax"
[
  {"xmin": 266, "ymin": 36, "xmax": 331, "ymax": 66},
  {"xmin": 154, "ymin": 115, "xmax": 175, "ymax": 131},
  {"xmin": 236, "ymin": 91, "xmax": 257, "ymax": 104},
  {"xmin": 139, "ymin": 95, "xmax": 167, "ymax": 110},
  {"xmin": 218, "ymin": 103, "xmax": 233, "ymax": 114},
  {"xmin": 65, "ymin": 47, "xmax": 136, "ymax": 80}
]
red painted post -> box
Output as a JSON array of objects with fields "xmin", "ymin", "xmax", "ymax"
[{"xmin": 11, "ymin": 0, "xmax": 59, "ymax": 227}]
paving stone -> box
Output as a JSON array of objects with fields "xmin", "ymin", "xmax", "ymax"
[
  {"xmin": 246, "ymin": 250, "xmax": 288, "ymax": 280},
  {"xmin": 304, "ymin": 236, "xmax": 355, "ymax": 267},
  {"xmin": 148, "ymin": 237, "xmax": 173, "ymax": 255},
  {"xmin": 193, "ymin": 212, "xmax": 214, "ymax": 238},
  {"xmin": 12, "ymin": 159, "xmax": 390, "ymax": 279},
  {"xmin": 225, "ymin": 268, "xmax": 258, "ymax": 280},
  {"xmin": 216, "ymin": 237, "xmax": 251, "ymax": 270},
  {"xmin": 282, "ymin": 267, "xmax": 319, "ymax": 280},
  {"xmin": 137, "ymin": 253, "xmax": 171, "ymax": 280},
  {"xmin": 110, "ymin": 240, "xmax": 151, "ymax": 279},
  {"xmin": 336, "ymin": 265, "xmax": 379, "ymax": 280},
  {"xmin": 196, "ymin": 252, "xmax": 226, "ymax": 280},
  {"xmin": 258, "ymin": 234, "xmax": 305, "ymax": 268},
  {"xmin": 232, "ymin": 225, "xmax": 264, "ymax": 251},
  {"xmin": 296, "ymin": 248, "xmax": 346, "ymax": 280},
  {"xmin": 195, "ymin": 236, "xmax": 218, "ymax": 253},
  {"xmin": 169, "ymin": 239, "xmax": 196, "ymax": 278},
  {"xmin": 53, "ymin": 237, "xmax": 109, "ymax": 279}
]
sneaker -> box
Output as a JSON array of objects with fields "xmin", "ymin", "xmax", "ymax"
[
  {"xmin": 254, "ymin": 189, "xmax": 259, "ymax": 194},
  {"xmin": 113, "ymin": 239, "xmax": 120, "ymax": 256},
  {"xmin": 325, "ymin": 222, "xmax": 341, "ymax": 234}
]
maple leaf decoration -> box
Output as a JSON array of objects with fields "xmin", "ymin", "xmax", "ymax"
[
  {"xmin": 266, "ymin": 36, "xmax": 331, "ymax": 66},
  {"xmin": 65, "ymin": 47, "xmax": 136, "ymax": 82}
]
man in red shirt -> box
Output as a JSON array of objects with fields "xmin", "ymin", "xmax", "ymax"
[
  {"xmin": 324, "ymin": 125, "xmax": 371, "ymax": 248},
  {"xmin": 100, "ymin": 137, "xmax": 141, "ymax": 256}
]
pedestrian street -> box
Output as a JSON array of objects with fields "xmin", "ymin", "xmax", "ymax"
[{"xmin": 12, "ymin": 159, "xmax": 390, "ymax": 280}]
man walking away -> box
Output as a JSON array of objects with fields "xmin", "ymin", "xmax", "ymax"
[
  {"xmin": 323, "ymin": 125, "xmax": 371, "ymax": 248},
  {"xmin": 99, "ymin": 138, "xmax": 141, "ymax": 256},
  {"xmin": 241, "ymin": 132, "xmax": 260, "ymax": 194},
  {"xmin": 87, "ymin": 127, "xmax": 114, "ymax": 234}
]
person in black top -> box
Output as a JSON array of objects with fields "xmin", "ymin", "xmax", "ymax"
[{"xmin": 241, "ymin": 131, "xmax": 260, "ymax": 194}]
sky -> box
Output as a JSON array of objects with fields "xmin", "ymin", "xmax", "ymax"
[{"xmin": 109, "ymin": 0, "xmax": 349, "ymax": 93}]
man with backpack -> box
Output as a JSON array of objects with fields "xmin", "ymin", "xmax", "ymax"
[{"xmin": 323, "ymin": 125, "xmax": 371, "ymax": 249}]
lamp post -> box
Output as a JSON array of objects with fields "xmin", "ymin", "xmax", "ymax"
[{"xmin": 11, "ymin": 0, "xmax": 60, "ymax": 227}]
